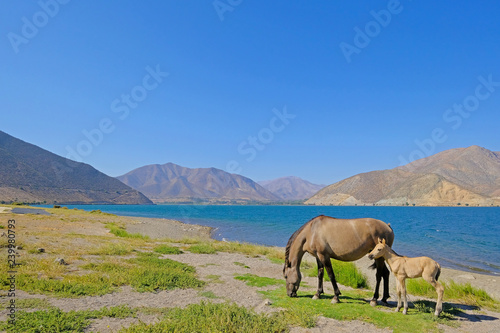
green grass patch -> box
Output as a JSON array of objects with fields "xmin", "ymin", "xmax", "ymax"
[
  {"xmin": 90, "ymin": 209, "xmax": 117, "ymax": 216},
  {"xmin": 205, "ymin": 274, "xmax": 224, "ymax": 283},
  {"xmin": 12, "ymin": 273, "xmax": 115, "ymax": 297},
  {"xmin": 235, "ymin": 273, "xmax": 284, "ymax": 287},
  {"xmin": 0, "ymin": 305, "xmax": 136, "ymax": 333},
  {"xmin": 188, "ymin": 243, "xmax": 217, "ymax": 254},
  {"xmin": 120, "ymin": 301, "xmax": 294, "ymax": 333},
  {"xmin": 105, "ymin": 223, "xmax": 149, "ymax": 240},
  {"xmin": 233, "ymin": 261, "xmax": 250, "ymax": 268},
  {"xmin": 154, "ymin": 244, "xmax": 182, "ymax": 255},
  {"xmin": 407, "ymin": 278, "xmax": 499, "ymax": 311},
  {"xmin": 2, "ymin": 253, "xmax": 204, "ymax": 297},
  {"xmin": 211, "ymin": 241, "xmax": 284, "ymax": 262},
  {"xmin": 262, "ymin": 286, "xmax": 461, "ymax": 333},
  {"xmin": 304, "ymin": 259, "xmax": 369, "ymax": 289}
]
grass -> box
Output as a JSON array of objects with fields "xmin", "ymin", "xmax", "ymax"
[
  {"xmin": 1, "ymin": 252, "xmax": 204, "ymax": 297},
  {"xmin": 105, "ymin": 223, "xmax": 150, "ymax": 240},
  {"xmin": 153, "ymin": 244, "xmax": 182, "ymax": 254},
  {"xmin": 205, "ymin": 274, "xmax": 224, "ymax": 283},
  {"xmin": 407, "ymin": 278, "xmax": 500, "ymax": 311},
  {"xmin": 188, "ymin": 243, "xmax": 217, "ymax": 254},
  {"xmin": 233, "ymin": 261, "xmax": 250, "ymax": 268},
  {"xmin": 120, "ymin": 301, "xmax": 299, "ymax": 333},
  {"xmin": 0, "ymin": 305, "xmax": 136, "ymax": 333},
  {"xmin": 235, "ymin": 274, "xmax": 284, "ymax": 287},
  {"xmin": 181, "ymin": 240, "xmax": 284, "ymax": 262},
  {"xmin": 262, "ymin": 286, "xmax": 460, "ymax": 333},
  {"xmin": 304, "ymin": 259, "xmax": 369, "ymax": 289}
]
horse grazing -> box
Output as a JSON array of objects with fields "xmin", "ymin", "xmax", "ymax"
[
  {"xmin": 283, "ymin": 215, "xmax": 394, "ymax": 305},
  {"xmin": 368, "ymin": 238, "xmax": 444, "ymax": 316}
]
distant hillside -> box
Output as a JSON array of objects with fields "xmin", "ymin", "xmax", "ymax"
[
  {"xmin": 306, "ymin": 146, "xmax": 500, "ymax": 206},
  {"xmin": 117, "ymin": 163, "xmax": 280, "ymax": 203},
  {"xmin": 0, "ymin": 131, "xmax": 152, "ymax": 204},
  {"xmin": 258, "ymin": 176, "xmax": 325, "ymax": 201}
]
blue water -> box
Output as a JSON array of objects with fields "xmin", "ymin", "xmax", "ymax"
[{"xmin": 52, "ymin": 205, "xmax": 500, "ymax": 275}]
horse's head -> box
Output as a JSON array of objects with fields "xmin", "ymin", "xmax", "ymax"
[
  {"xmin": 368, "ymin": 237, "xmax": 388, "ymax": 260},
  {"xmin": 283, "ymin": 260, "xmax": 301, "ymax": 297}
]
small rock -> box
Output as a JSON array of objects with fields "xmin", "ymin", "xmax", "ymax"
[
  {"xmin": 55, "ymin": 258, "xmax": 67, "ymax": 265},
  {"xmin": 15, "ymin": 245, "xmax": 23, "ymax": 250},
  {"xmin": 263, "ymin": 299, "xmax": 272, "ymax": 306},
  {"xmin": 37, "ymin": 248, "xmax": 45, "ymax": 253}
]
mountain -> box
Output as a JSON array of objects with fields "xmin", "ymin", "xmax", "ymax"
[
  {"xmin": 258, "ymin": 176, "xmax": 325, "ymax": 201},
  {"xmin": 0, "ymin": 131, "xmax": 152, "ymax": 204},
  {"xmin": 306, "ymin": 146, "xmax": 500, "ymax": 206},
  {"xmin": 117, "ymin": 163, "xmax": 280, "ymax": 203}
]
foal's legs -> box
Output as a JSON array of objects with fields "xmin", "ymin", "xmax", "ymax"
[
  {"xmin": 313, "ymin": 257, "xmax": 324, "ymax": 300},
  {"xmin": 395, "ymin": 279, "xmax": 402, "ymax": 313},
  {"xmin": 423, "ymin": 272, "xmax": 445, "ymax": 316},
  {"xmin": 398, "ymin": 277, "xmax": 408, "ymax": 315}
]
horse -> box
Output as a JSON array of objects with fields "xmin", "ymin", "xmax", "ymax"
[
  {"xmin": 283, "ymin": 215, "xmax": 394, "ymax": 305},
  {"xmin": 368, "ymin": 238, "xmax": 444, "ymax": 316}
]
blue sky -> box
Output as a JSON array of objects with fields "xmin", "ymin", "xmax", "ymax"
[{"xmin": 1, "ymin": 0, "xmax": 499, "ymax": 185}]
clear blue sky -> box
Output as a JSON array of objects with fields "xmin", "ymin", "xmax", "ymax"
[{"xmin": 2, "ymin": 0, "xmax": 499, "ymax": 185}]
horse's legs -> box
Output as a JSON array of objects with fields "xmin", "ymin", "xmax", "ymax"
[
  {"xmin": 381, "ymin": 261, "xmax": 391, "ymax": 304},
  {"xmin": 423, "ymin": 272, "xmax": 444, "ymax": 316},
  {"xmin": 321, "ymin": 256, "xmax": 341, "ymax": 303},
  {"xmin": 313, "ymin": 257, "xmax": 324, "ymax": 300},
  {"xmin": 371, "ymin": 258, "xmax": 389, "ymax": 306}
]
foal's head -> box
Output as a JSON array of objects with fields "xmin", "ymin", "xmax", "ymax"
[{"xmin": 368, "ymin": 238, "xmax": 389, "ymax": 260}]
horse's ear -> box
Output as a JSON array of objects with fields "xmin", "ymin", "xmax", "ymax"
[
  {"xmin": 378, "ymin": 237, "xmax": 383, "ymax": 244},
  {"xmin": 382, "ymin": 238, "xmax": 386, "ymax": 245}
]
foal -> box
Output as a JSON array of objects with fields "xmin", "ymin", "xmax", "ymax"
[{"xmin": 368, "ymin": 238, "xmax": 444, "ymax": 316}]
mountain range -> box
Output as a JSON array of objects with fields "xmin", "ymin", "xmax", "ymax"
[
  {"xmin": 0, "ymin": 131, "xmax": 152, "ymax": 204},
  {"xmin": 306, "ymin": 145, "xmax": 500, "ymax": 206},
  {"xmin": 117, "ymin": 163, "xmax": 281, "ymax": 203},
  {"xmin": 1, "ymin": 130, "xmax": 498, "ymax": 206},
  {"xmin": 258, "ymin": 176, "xmax": 325, "ymax": 201}
]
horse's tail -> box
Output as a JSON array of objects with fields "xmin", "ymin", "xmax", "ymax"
[
  {"xmin": 369, "ymin": 262, "xmax": 377, "ymax": 270},
  {"xmin": 435, "ymin": 265, "xmax": 441, "ymax": 281}
]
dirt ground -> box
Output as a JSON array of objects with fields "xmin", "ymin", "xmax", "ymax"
[{"xmin": 1, "ymin": 207, "xmax": 499, "ymax": 332}]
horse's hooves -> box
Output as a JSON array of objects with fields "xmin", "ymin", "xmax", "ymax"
[
  {"xmin": 331, "ymin": 297, "xmax": 340, "ymax": 304},
  {"xmin": 434, "ymin": 311, "xmax": 442, "ymax": 317},
  {"xmin": 312, "ymin": 295, "xmax": 320, "ymax": 300},
  {"xmin": 370, "ymin": 300, "xmax": 377, "ymax": 307}
]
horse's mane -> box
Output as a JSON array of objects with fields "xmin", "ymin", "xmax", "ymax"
[
  {"xmin": 390, "ymin": 247, "xmax": 403, "ymax": 257},
  {"xmin": 284, "ymin": 215, "xmax": 323, "ymax": 266}
]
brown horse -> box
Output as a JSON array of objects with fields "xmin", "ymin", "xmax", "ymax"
[
  {"xmin": 283, "ymin": 215, "xmax": 394, "ymax": 305},
  {"xmin": 368, "ymin": 238, "xmax": 444, "ymax": 316}
]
